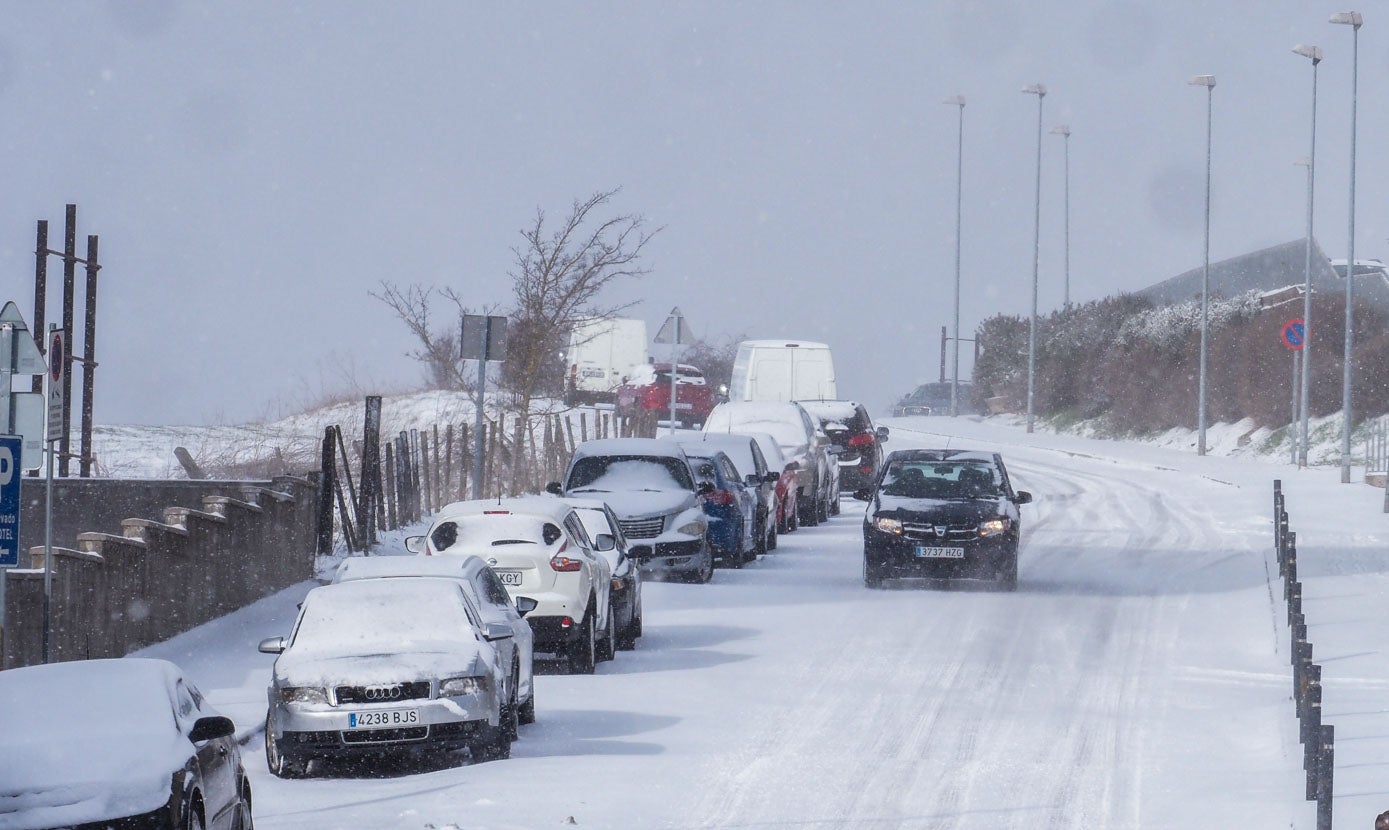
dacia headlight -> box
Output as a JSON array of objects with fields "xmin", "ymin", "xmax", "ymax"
[
  {"xmin": 979, "ymin": 517, "xmax": 1011, "ymax": 537},
  {"xmin": 279, "ymin": 686, "xmax": 328, "ymax": 704},
  {"xmin": 440, "ymin": 676, "xmax": 482, "ymax": 696},
  {"xmin": 872, "ymin": 516, "xmax": 903, "ymax": 535}
]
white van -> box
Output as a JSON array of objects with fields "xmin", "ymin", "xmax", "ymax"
[
  {"xmin": 565, "ymin": 317, "xmax": 649, "ymax": 404},
  {"xmin": 727, "ymin": 340, "xmax": 837, "ymax": 402}
]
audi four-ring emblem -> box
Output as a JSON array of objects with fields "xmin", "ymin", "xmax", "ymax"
[{"xmin": 364, "ymin": 684, "xmax": 403, "ymax": 701}]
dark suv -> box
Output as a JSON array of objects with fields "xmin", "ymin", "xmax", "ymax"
[
  {"xmin": 857, "ymin": 449, "xmax": 1031, "ymax": 590},
  {"xmin": 798, "ymin": 400, "xmax": 888, "ymax": 493}
]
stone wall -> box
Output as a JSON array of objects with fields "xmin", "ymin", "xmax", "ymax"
[{"xmin": 2, "ymin": 475, "xmax": 319, "ymax": 669}]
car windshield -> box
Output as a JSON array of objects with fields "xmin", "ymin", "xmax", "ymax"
[
  {"xmin": 567, "ymin": 455, "xmax": 694, "ymax": 493},
  {"xmin": 292, "ymin": 581, "xmax": 473, "ymax": 654},
  {"xmin": 879, "ymin": 460, "xmax": 1000, "ymax": 500}
]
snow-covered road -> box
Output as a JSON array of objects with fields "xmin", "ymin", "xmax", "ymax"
[{"xmin": 138, "ymin": 417, "xmax": 1382, "ymax": 829}]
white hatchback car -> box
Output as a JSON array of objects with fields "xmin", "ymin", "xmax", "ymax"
[
  {"xmin": 333, "ymin": 554, "xmax": 538, "ymax": 726},
  {"xmin": 409, "ymin": 498, "xmax": 615, "ymax": 675}
]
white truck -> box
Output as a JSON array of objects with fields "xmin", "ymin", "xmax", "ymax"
[
  {"xmin": 565, "ymin": 317, "xmax": 649, "ymax": 405},
  {"xmin": 727, "ymin": 340, "xmax": 837, "ymax": 403}
]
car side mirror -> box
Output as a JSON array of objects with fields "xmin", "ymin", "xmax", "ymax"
[
  {"xmin": 484, "ymin": 622, "xmax": 514, "ymax": 641},
  {"xmin": 698, "ymin": 482, "xmax": 715, "ymax": 496},
  {"xmin": 188, "ymin": 715, "xmax": 236, "ymax": 743},
  {"xmin": 876, "ymin": 426, "xmax": 890, "ymax": 442},
  {"xmin": 593, "ymin": 533, "xmax": 617, "ymax": 552},
  {"xmin": 766, "ymin": 471, "xmax": 780, "ymax": 482},
  {"xmin": 853, "ymin": 488, "xmax": 873, "ymax": 501},
  {"xmin": 745, "ymin": 473, "xmax": 761, "ymax": 486},
  {"xmin": 1014, "ymin": 491, "xmax": 1033, "ymax": 505},
  {"xmin": 258, "ymin": 636, "xmax": 286, "ymax": 654},
  {"xmin": 514, "ymin": 596, "xmax": 539, "ymax": 617},
  {"xmin": 404, "ymin": 535, "xmax": 426, "ymax": 554},
  {"xmin": 546, "ymin": 481, "xmax": 564, "ymax": 496}
]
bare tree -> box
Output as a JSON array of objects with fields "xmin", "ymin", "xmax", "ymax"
[
  {"xmin": 369, "ymin": 282, "xmax": 480, "ymax": 391},
  {"xmin": 503, "ymin": 189, "xmax": 658, "ymax": 417}
]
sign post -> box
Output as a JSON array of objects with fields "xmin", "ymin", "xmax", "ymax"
[
  {"xmin": 654, "ymin": 308, "xmax": 690, "ymax": 436},
  {"xmin": 1282, "ymin": 319, "xmax": 1306, "ymax": 466},
  {"xmin": 461, "ymin": 315, "xmax": 508, "ymax": 499},
  {"xmin": 42, "ymin": 325, "xmax": 64, "ymax": 662}
]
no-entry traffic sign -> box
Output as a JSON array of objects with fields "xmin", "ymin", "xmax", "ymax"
[{"xmin": 1282, "ymin": 319, "xmax": 1307, "ymax": 351}]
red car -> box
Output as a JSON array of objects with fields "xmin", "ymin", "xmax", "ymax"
[
  {"xmin": 742, "ymin": 431, "xmax": 800, "ymax": 534},
  {"xmin": 615, "ymin": 363, "xmax": 717, "ymax": 428}
]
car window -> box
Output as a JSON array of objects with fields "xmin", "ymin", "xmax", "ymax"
[
  {"xmin": 749, "ymin": 442, "xmax": 767, "ymax": 476},
  {"xmin": 475, "ymin": 569, "xmax": 512, "ymax": 607},
  {"xmin": 567, "ymin": 455, "xmax": 695, "ymax": 492},
  {"xmin": 174, "ymin": 680, "xmax": 196, "ymax": 721},
  {"xmin": 718, "ymin": 455, "xmax": 741, "ymax": 482},
  {"xmin": 563, "ymin": 513, "xmax": 594, "ymax": 549},
  {"xmin": 880, "ymin": 460, "xmax": 1000, "ymax": 500}
]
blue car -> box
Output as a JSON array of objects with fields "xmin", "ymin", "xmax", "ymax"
[{"xmin": 684, "ymin": 450, "xmax": 760, "ymax": 568}]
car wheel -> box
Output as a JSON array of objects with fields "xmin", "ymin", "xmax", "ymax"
[
  {"xmin": 688, "ymin": 551, "xmax": 714, "ymax": 583},
  {"xmin": 567, "ymin": 611, "xmax": 597, "ymax": 675},
  {"xmin": 264, "ymin": 714, "xmax": 307, "ymax": 779},
  {"xmin": 232, "ymin": 783, "xmax": 253, "ymax": 830},
  {"xmin": 185, "ymin": 803, "xmax": 206, "ymax": 830},
  {"xmin": 863, "ymin": 557, "xmax": 886, "ymax": 589},
  {"xmin": 518, "ymin": 687, "xmax": 536, "ymax": 725},
  {"xmin": 798, "ymin": 494, "xmax": 819, "ymax": 527},
  {"xmin": 787, "ymin": 501, "xmax": 799, "ymax": 532},
  {"xmin": 596, "ymin": 605, "xmax": 617, "ymax": 663},
  {"xmin": 471, "ymin": 717, "xmax": 513, "ymax": 763},
  {"xmin": 816, "ymin": 492, "xmax": 829, "ymax": 524},
  {"xmin": 998, "ymin": 553, "xmax": 1019, "ymax": 592},
  {"xmin": 503, "ymin": 666, "xmax": 521, "ymax": 740},
  {"xmin": 767, "ymin": 515, "xmax": 778, "ymax": 550},
  {"xmin": 831, "ymin": 491, "xmax": 841, "ymax": 516},
  {"xmin": 617, "ymin": 610, "xmax": 638, "ymax": 650}
]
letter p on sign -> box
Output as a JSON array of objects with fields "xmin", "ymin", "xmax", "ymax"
[{"xmin": 0, "ymin": 444, "xmax": 12, "ymax": 487}]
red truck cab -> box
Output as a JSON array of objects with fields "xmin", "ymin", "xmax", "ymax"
[{"xmin": 615, "ymin": 363, "xmax": 717, "ymax": 428}]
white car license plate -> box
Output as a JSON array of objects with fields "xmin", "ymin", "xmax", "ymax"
[
  {"xmin": 496, "ymin": 570, "xmax": 523, "ymax": 586},
  {"xmin": 349, "ymin": 709, "xmax": 419, "ymax": 728},
  {"xmin": 915, "ymin": 546, "xmax": 965, "ymax": 559}
]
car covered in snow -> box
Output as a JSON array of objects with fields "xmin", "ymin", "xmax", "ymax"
[
  {"xmin": 408, "ymin": 498, "xmax": 615, "ymax": 675},
  {"xmin": 671, "ymin": 432, "xmax": 779, "ymax": 555},
  {"xmin": 0, "ymin": 657, "xmax": 252, "ymax": 830},
  {"xmin": 798, "ymin": 399, "xmax": 890, "ymax": 493},
  {"xmin": 550, "ymin": 438, "xmax": 714, "ymax": 583},
  {"xmin": 744, "ymin": 430, "xmax": 800, "ymax": 535},
  {"xmin": 259, "ymin": 576, "xmax": 516, "ymax": 776},
  {"xmin": 704, "ymin": 401, "xmax": 838, "ymax": 526},
  {"xmin": 857, "ymin": 449, "xmax": 1032, "ymax": 590},
  {"xmin": 563, "ymin": 497, "xmax": 645, "ymax": 650},
  {"xmin": 332, "ymin": 553, "xmax": 538, "ymax": 725}
]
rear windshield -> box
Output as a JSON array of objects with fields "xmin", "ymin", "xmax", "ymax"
[
  {"xmin": 429, "ymin": 514, "xmax": 562, "ymax": 552},
  {"xmin": 879, "ymin": 460, "xmax": 1000, "ymax": 500},
  {"xmin": 567, "ymin": 455, "xmax": 694, "ymax": 493}
]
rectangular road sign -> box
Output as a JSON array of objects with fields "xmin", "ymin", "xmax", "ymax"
[
  {"xmin": 0, "ymin": 434, "xmax": 20, "ymax": 568},
  {"xmin": 460, "ymin": 315, "xmax": 508, "ymax": 362}
]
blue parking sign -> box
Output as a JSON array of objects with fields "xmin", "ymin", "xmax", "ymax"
[{"xmin": 0, "ymin": 435, "xmax": 20, "ymax": 568}]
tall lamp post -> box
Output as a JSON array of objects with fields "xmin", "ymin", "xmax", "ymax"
[
  {"xmin": 1051, "ymin": 125, "xmax": 1072, "ymax": 311},
  {"xmin": 1022, "ymin": 83, "xmax": 1046, "ymax": 434},
  {"xmin": 944, "ymin": 95, "xmax": 966, "ymax": 417},
  {"xmin": 1189, "ymin": 74, "xmax": 1215, "ymax": 457},
  {"xmin": 1331, "ymin": 10, "xmax": 1362, "ymax": 483},
  {"xmin": 1293, "ymin": 43, "xmax": 1321, "ymax": 469}
]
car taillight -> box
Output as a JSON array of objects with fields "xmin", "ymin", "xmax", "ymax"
[
  {"xmin": 847, "ymin": 433, "xmax": 874, "ymax": 448},
  {"xmin": 550, "ymin": 543, "xmax": 583, "ymax": 572},
  {"xmin": 859, "ymin": 465, "xmax": 873, "ymax": 474},
  {"xmin": 705, "ymin": 490, "xmax": 735, "ymax": 506}
]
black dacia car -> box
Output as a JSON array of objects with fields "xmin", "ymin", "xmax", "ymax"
[{"xmin": 857, "ymin": 449, "xmax": 1031, "ymax": 590}]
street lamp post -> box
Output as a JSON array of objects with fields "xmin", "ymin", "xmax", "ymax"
[
  {"xmin": 1331, "ymin": 11, "xmax": 1362, "ymax": 483},
  {"xmin": 1293, "ymin": 43, "xmax": 1321, "ymax": 469},
  {"xmin": 943, "ymin": 95, "xmax": 966, "ymax": 418},
  {"xmin": 1189, "ymin": 74, "xmax": 1215, "ymax": 457},
  {"xmin": 1051, "ymin": 125, "xmax": 1072, "ymax": 311},
  {"xmin": 1022, "ymin": 83, "xmax": 1046, "ymax": 434}
]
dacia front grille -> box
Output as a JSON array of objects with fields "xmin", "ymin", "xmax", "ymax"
[{"xmin": 902, "ymin": 522, "xmax": 978, "ymax": 542}]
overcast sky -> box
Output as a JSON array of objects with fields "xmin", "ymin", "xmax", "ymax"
[{"xmin": 4, "ymin": 1, "xmax": 1386, "ymax": 425}]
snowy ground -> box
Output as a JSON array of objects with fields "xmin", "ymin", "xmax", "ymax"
[{"xmin": 132, "ymin": 414, "xmax": 1389, "ymax": 829}]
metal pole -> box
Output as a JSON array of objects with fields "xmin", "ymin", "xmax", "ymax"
[
  {"xmin": 42, "ymin": 336, "xmax": 56, "ymax": 662},
  {"xmin": 1198, "ymin": 82, "xmax": 1214, "ymax": 457},
  {"xmin": 1024, "ymin": 85, "xmax": 1045, "ymax": 434},
  {"xmin": 31, "ymin": 221, "xmax": 46, "ymax": 396},
  {"xmin": 1300, "ymin": 56, "xmax": 1319, "ymax": 468},
  {"xmin": 0, "ymin": 325, "xmax": 13, "ymax": 634},
  {"xmin": 79, "ymin": 235, "xmax": 98, "ymax": 478},
  {"xmin": 949, "ymin": 97, "xmax": 964, "ymax": 417},
  {"xmin": 1292, "ymin": 349, "xmax": 1301, "ymax": 464},
  {"xmin": 668, "ymin": 342, "xmax": 679, "ymax": 436},
  {"xmin": 471, "ymin": 339, "xmax": 489, "ymax": 500},
  {"xmin": 59, "ymin": 205, "xmax": 75, "ymax": 477},
  {"xmin": 1340, "ymin": 21, "xmax": 1360, "ymax": 483},
  {"xmin": 1062, "ymin": 131, "xmax": 1071, "ymax": 310}
]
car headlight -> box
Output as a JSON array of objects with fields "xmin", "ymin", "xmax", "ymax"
[
  {"xmin": 279, "ymin": 686, "xmax": 328, "ymax": 704},
  {"xmin": 872, "ymin": 516, "xmax": 903, "ymax": 535},
  {"xmin": 979, "ymin": 517, "xmax": 1011, "ymax": 537},
  {"xmin": 440, "ymin": 676, "xmax": 483, "ymax": 696},
  {"xmin": 677, "ymin": 518, "xmax": 706, "ymax": 536}
]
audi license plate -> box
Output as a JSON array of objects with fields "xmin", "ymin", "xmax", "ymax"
[
  {"xmin": 349, "ymin": 709, "xmax": 419, "ymax": 728},
  {"xmin": 496, "ymin": 570, "xmax": 523, "ymax": 586},
  {"xmin": 915, "ymin": 546, "xmax": 965, "ymax": 559}
]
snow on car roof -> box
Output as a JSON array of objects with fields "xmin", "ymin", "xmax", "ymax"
[
  {"xmin": 572, "ymin": 437, "xmax": 689, "ymax": 459},
  {"xmin": 739, "ymin": 339, "xmax": 831, "ymax": 349},
  {"xmin": 741, "ymin": 431, "xmax": 788, "ymax": 466},
  {"xmin": 433, "ymin": 495, "xmax": 574, "ymax": 524},
  {"xmin": 0, "ymin": 658, "xmax": 195, "ymax": 825},
  {"xmin": 798, "ymin": 400, "xmax": 861, "ymax": 421},
  {"xmin": 671, "ymin": 433, "xmax": 759, "ymax": 476},
  {"xmin": 333, "ymin": 554, "xmax": 485, "ymax": 583}
]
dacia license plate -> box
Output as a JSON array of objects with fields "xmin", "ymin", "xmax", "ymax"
[
  {"xmin": 496, "ymin": 570, "xmax": 523, "ymax": 586},
  {"xmin": 915, "ymin": 546, "xmax": 965, "ymax": 559},
  {"xmin": 349, "ymin": 709, "xmax": 419, "ymax": 728}
]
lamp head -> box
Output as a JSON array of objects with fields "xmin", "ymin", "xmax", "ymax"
[
  {"xmin": 942, "ymin": 95, "xmax": 966, "ymax": 107},
  {"xmin": 1021, "ymin": 83, "xmax": 1046, "ymax": 97},
  {"xmin": 1329, "ymin": 11, "xmax": 1363, "ymax": 27},
  {"xmin": 1188, "ymin": 74, "xmax": 1216, "ymax": 88},
  {"xmin": 1050, "ymin": 125, "xmax": 1071, "ymax": 137},
  {"xmin": 1293, "ymin": 44, "xmax": 1324, "ymax": 63}
]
